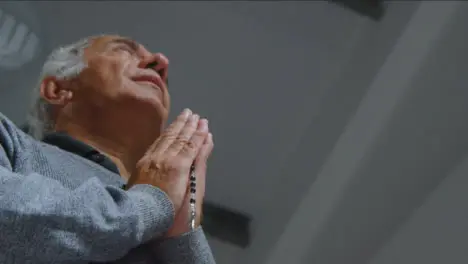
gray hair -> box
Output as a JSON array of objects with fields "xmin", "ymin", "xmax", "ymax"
[{"xmin": 26, "ymin": 37, "xmax": 92, "ymax": 140}]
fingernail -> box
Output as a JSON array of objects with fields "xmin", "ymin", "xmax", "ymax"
[
  {"xmin": 191, "ymin": 114, "xmax": 199, "ymax": 123},
  {"xmin": 182, "ymin": 108, "xmax": 192, "ymax": 117},
  {"xmin": 200, "ymin": 119, "xmax": 208, "ymax": 131}
]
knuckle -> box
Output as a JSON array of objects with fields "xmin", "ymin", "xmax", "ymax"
[
  {"xmin": 138, "ymin": 155, "xmax": 155, "ymax": 167},
  {"xmin": 194, "ymin": 130, "xmax": 209, "ymax": 139},
  {"xmin": 187, "ymin": 142, "xmax": 201, "ymax": 153},
  {"xmin": 179, "ymin": 144, "xmax": 195, "ymax": 156},
  {"xmin": 176, "ymin": 113, "xmax": 189, "ymax": 122},
  {"xmin": 166, "ymin": 119, "xmax": 183, "ymax": 130},
  {"xmin": 185, "ymin": 139, "xmax": 196, "ymax": 150},
  {"xmin": 147, "ymin": 157, "xmax": 163, "ymax": 170},
  {"xmin": 174, "ymin": 136, "xmax": 190, "ymax": 148},
  {"xmin": 136, "ymin": 156, "xmax": 149, "ymax": 166},
  {"xmin": 135, "ymin": 159, "xmax": 148, "ymax": 171},
  {"xmin": 165, "ymin": 122, "xmax": 177, "ymax": 130},
  {"xmin": 164, "ymin": 129, "xmax": 177, "ymax": 137},
  {"xmin": 162, "ymin": 131, "xmax": 178, "ymax": 142}
]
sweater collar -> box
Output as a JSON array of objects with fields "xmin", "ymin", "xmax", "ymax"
[{"xmin": 42, "ymin": 132, "xmax": 120, "ymax": 175}]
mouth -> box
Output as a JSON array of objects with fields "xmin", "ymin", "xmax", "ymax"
[{"xmin": 132, "ymin": 74, "xmax": 165, "ymax": 91}]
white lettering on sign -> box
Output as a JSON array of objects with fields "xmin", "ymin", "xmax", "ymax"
[{"xmin": 0, "ymin": 8, "xmax": 39, "ymax": 70}]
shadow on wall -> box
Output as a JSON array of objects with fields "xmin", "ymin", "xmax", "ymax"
[{"xmin": 0, "ymin": 1, "xmax": 46, "ymax": 125}]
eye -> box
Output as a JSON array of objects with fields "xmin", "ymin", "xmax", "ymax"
[{"xmin": 115, "ymin": 45, "xmax": 135, "ymax": 55}]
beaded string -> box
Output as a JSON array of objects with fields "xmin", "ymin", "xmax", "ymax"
[{"xmin": 189, "ymin": 164, "xmax": 196, "ymax": 230}]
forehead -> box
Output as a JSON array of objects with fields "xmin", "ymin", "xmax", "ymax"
[{"xmin": 88, "ymin": 35, "xmax": 146, "ymax": 52}]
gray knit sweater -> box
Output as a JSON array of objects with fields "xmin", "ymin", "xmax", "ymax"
[{"xmin": 0, "ymin": 113, "xmax": 216, "ymax": 264}]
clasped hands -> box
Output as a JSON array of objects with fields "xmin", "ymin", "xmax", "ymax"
[{"xmin": 126, "ymin": 109, "xmax": 213, "ymax": 237}]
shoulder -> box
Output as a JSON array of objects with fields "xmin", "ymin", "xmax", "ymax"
[
  {"xmin": 0, "ymin": 113, "xmax": 36, "ymax": 157},
  {"xmin": 0, "ymin": 112, "xmax": 20, "ymax": 141},
  {"xmin": 0, "ymin": 112, "xmax": 25, "ymax": 139}
]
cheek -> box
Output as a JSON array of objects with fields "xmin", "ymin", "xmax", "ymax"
[
  {"xmin": 85, "ymin": 58, "xmax": 127, "ymax": 93},
  {"xmin": 100, "ymin": 60, "xmax": 126, "ymax": 86},
  {"xmin": 164, "ymin": 91, "xmax": 171, "ymax": 111}
]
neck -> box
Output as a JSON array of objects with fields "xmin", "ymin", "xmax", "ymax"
[{"xmin": 56, "ymin": 120, "xmax": 162, "ymax": 180}]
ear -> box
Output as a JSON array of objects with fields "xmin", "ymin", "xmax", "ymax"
[{"xmin": 39, "ymin": 77, "xmax": 73, "ymax": 106}]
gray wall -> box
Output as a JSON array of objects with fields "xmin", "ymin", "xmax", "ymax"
[{"xmin": 370, "ymin": 152, "xmax": 468, "ymax": 264}]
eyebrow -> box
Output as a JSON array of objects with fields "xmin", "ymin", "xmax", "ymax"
[{"xmin": 106, "ymin": 38, "xmax": 140, "ymax": 52}]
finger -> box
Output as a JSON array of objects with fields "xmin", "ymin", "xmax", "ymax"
[
  {"xmin": 194, "ymin": 133, "xmax": 212, "ymax": 198},
  {"xmin": 147, "ymin": 108, "xmax": 192, "ymax": 154},
  {"xmin": 179, "ymin": 119, "xmax": 209, "ymax": 159},
  {"xmin": 195, "ymin": 133, "xmax": 214, "ymax": 168},
  {"xmin": 165, "ymin": 114, "xmax": 200, "ymax": 156}
]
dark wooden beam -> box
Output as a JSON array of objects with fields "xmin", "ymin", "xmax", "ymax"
[
  {"xmin": 329, "ymin": 0, "xmax": 385, "ymax": 21},
  {"xmin": 202, "ymin": 202, "xmax": 251, "ymax": 248}
]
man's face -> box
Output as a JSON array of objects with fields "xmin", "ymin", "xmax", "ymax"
[{"xmin": 66, "ymin": 35, "xmax": 171, "ymax": 127}]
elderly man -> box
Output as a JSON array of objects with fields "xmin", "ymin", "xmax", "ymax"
[{"xmin": 0, "ymin": 35, "xmax": 216, "ymax": 263}]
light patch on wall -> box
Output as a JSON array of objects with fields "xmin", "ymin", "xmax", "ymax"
[{"xmin": 0, "ymin": 8, "xmax": 39, "ymax": 70}]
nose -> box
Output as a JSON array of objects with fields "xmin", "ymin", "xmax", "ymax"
[{"xmin": 140, "ymin": 53, "xmax": 169, "ymax": 85}]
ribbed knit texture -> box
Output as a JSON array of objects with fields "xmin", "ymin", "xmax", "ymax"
[{"xmin": 0, "ymin": 113, "xmax": 215, "ymax": 264}]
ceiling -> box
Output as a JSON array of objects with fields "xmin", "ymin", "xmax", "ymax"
[{"xmin": 264, "ymin": 2, "xmax": 468, "ymax": 264}]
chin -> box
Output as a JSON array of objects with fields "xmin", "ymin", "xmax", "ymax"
[
  {"xmin": 138, "ymin": 85, "xmax": 168, "ymax": 109},
  {"xmin": 119, "ymin": 88, "xmax": 168, "ymax": 125},
  {"xmin": 143, "ymin": 99, "xmax": 169, "ymax": 123}
]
